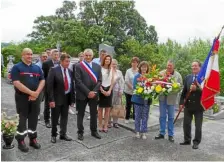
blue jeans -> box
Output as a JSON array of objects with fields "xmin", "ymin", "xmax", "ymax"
[
  {"xmin": 134, "ymin": 104, "xmax": 150, "ymax": 133},
  {"xmin": 159, "ymin": 99, "xmax": 175, "ymax": 137}
]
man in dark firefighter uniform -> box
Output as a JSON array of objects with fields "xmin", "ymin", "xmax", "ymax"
[{"xmin": 11, "ymin": 48, "xmax": 45, "ymax": 152}]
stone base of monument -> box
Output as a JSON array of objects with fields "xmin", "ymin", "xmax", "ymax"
[
  {"xmin": 85, "ymin": 104, "xmax": 184, "ymax": 132},
  {"xmin": 118, "ymin": 105, "xmax": 184, "ymax": 132},
  {"xmin": 1, "ymin": 147, "xmax": 17, "ymax": 161},
  {"xmin": 204, "ymin": 109, "xmax": 224, "ymax": 120}
]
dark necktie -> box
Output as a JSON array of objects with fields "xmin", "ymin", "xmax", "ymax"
[
  {"xmin": 193, "ymin": 75, "xmax": 197, "ymax": 83},
  {"xmin": 64, "ymin": 68, "xmax": 69, "ymax": 91}
]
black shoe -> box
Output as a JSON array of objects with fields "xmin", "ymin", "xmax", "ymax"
[
  {"xmin": 91, "ymin": 132, "xmax": 101, "ymax": 139},
  {"xmin": 180, "ymin": 141, "xmax": 191, "ymax": 145},
  {"xmin": 18, "ymin": 140, "xmax": 29, "ymax": 152},
  {"xmin": 168, "ymin": 136, "xmax": 175, "ymax": 142},
  {"xmin": 155, "ymin": 134, "xmax": 164, "ymax": 140},
  {"xmin": 51, "ymin": 136, "xmax": 56, "ymax": 143},
  {"xmin": 60, "ymin": 135, "xmax": 72, "ymax": 141},
  {"xmin": 78, "ymin": 133, "xmax": 84, "ymax": 141},
  {"xmin": 29, "ymin": 139, "xmax": 41, "ymax": 149},
  {"xmin": 192, "ymin": 143, "xmax": 199, "ymax": 149},
  {"xmin": 45, "ymin": 122, "xmax": 52, "ymax": 128}
]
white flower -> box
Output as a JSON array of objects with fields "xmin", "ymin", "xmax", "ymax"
[
  {"xmin": 168, "ymin": 88, "xmax": 172, "ymax": 93},
  {"xmin": 151, "ymin": 86, "xmax": 155, "ymax": 90},
  {"xmin": 144, "ymin": 90, "xmax": 147, "ymax": 94},
  {"xmin": 177, "ymin": 83, "xmax": 181, "ymax": 86},
  {"xmin": 162, "ymin": 88, "xmax": 166, "ymax": 92},
  {"xmin": 148, "ymin": 89, "xmax": 152, "ymax": 94},
  {"xmin": 166, "ymin": 85, "xmax": 172, "ymax": 88}
]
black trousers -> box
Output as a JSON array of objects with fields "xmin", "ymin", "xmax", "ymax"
[
  {"xmin": 51, "ymin": 94, "xmax": 70, "ymax": 137},
  {"xmin": 15, "ymin": 93, "xmax": 40, "ymax": 141},
  {"xmin": 125, "ymin": 93, "xmax": 135, "ymax": 120},
  {"xmin": 76, "ymin": 98, "xmax": 98, "ymax": 134},
  {"xmin": 183, "ymin": 108, "xmax": 203, "ymax": 144},
  {"xmin": 44, "ymin": 89, "xmax": 51, "ymax": 123}
]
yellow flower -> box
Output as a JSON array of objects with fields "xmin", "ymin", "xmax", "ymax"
[
  {"xmin": 148, "ymin": 78, "xmax": 153, "ymax": 82},
  {"xmin": 155, "ymin": 85, "xmax": 162, "ymax": 93},
  {"xmin": 137, "ymin": 87, "xmax": 144, "ymax": 93},
  {"xmin": 172, "ymin": 83, "xmax": 178, "ymax": 89},
  {"xmin": 162, "ymin": 88, "xmax": 166, "ymax": 92},
  {"xmin": 152, "ymin": 65, "xmax": 157, "ymax": 72}
]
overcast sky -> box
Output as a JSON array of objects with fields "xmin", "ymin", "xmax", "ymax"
[{"xmin": 1, "ymin": 0, "xmax": 224, "ymax": 44}]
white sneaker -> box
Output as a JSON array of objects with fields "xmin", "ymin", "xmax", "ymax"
[
  {"xmin": 142, "ymin": 133, "xmax": 147, "ymax": 139},
  {"xmin": 136, "ymin": 132, "xmax": 140, "ymax": 138},
  {"xmin": 125, "ymin": 120, "xmax": 129, "ymax": 124},
  {"xmin": 38, "ymin": 115, "xmax": 40, "ymax": 120},
  {"xmin": 87, "ymin": 116, "xmax": 91, "ymax": 120},
  {"xmin": 68, "ymin": 108, "xmax": 75, "ymax": 115}
]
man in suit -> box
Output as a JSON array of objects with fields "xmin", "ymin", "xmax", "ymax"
[
  {"xmin": 155, "ymin": 60, "xmax": 183, "ymax": 142},
  {"xmin": 42, "ymin": 49, "xmax": 60, "ymax": 128},
  {"xmin": 179, "ymin": 60, "xmax": 204, "ymax": 149},
  {"xmin": 75, "ymin": 49, "xmax": 102, "ymax": 141},
  {"xmin": 47, "ymin": 53, "xmax": 75, "ymax": 143}
]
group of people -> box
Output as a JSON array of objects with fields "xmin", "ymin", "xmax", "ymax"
[{"xmin": 11, "ymin": 47, "xmax": 205, "ymax": 153}]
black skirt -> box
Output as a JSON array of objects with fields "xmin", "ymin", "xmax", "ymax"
[{"xmin": 99, "ymin": 86, "xmax": 113, "ymax": 108}]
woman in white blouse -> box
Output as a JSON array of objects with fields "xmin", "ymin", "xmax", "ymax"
[
  {"xmin": 124, "ymin": 57, "xmax": 139, "ymax": 124},
  {"xmin": 108, "ymin": 59, "xmax": 125, "ymax": 128},
  {"xmin": 98, "ymin": 55, "xmax": 114, "ymax": 133}
]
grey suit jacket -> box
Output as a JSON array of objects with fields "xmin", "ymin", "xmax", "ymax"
[
  {"xmin": 158, "ymin": 70, "xmax": 183, "ymax": 105},
  {"xmin": 75, "ymin": 62, "xmax": 102, "ymax": 100}
]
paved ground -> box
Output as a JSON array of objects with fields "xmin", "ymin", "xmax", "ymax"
[{"xmin": 1, "ymin": 78, "xmax": 224, "ymax": 161}]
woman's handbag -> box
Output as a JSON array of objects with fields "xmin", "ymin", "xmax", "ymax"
[{"xmin": 110, "ymin": 92, "xmax": 126, "ymax": 119}]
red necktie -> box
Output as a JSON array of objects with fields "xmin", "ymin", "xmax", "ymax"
[{"xmin": 64, "ymin": 68, "xmax": 69, "ymax": 91}]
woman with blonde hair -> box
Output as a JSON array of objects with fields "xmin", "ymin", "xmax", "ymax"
[{"xmin": 108, "ymin": 59, "xmax": 124, "ymax": 128}]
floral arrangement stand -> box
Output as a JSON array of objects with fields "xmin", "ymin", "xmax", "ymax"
[
  {"xmin": 203, "ymin": 96, "xmax": 224, "ymax": 120},
  {"xmin": 1, "ymin": 112, "xmax": 19, "ymax": 161}
]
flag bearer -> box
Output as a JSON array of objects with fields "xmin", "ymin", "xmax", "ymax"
[
  {"xmin": 11, "ymin": 48, "xmax": 45, "ymax": 152},
  {"xmin": 179, "ymin": 60, "xmax": 203, "ymax": 149}
]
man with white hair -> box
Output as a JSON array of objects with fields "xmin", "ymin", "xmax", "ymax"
[
  {"xmin": 11, "ymin": 48, "xmax": 45, "ymax": 152},
  {"xmin": 155, "ymin": 60, "xmax": 183, "ymax": 142},
  {"xmin": 75, "ymin": 49, "xmax": 102, "ymax": 141}
]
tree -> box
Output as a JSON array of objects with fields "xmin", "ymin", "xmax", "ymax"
[
  {"xmin": 78, "ymin": 0, "xmax": 158, "ymax": 51},
  {"xmin": 28, "ymin": 0, "xmax": 158, "ymax": 55},
  {"xmin": 55, "ymin": 0, "xmax": 77, "ymax": 20}
]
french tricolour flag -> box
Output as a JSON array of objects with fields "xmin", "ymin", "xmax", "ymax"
[{"xmin": 197, "ymin": 38, "xmax": 220, "ymax": 110}]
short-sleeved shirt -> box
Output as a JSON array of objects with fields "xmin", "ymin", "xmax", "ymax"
[
  {"xmin": 11, "ymin": 61, "xmax": 44, "ymax": 94},
  {"xmin": 92, "ymin": 58, "xmax": 101, "ymax": 65},
  {"xmin": 124, "ymin": 68, "xmax": 138, "ymax": 95}
]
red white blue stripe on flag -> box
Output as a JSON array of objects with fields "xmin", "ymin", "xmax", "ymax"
[{"xmin": 197, "ymin": 39, "xmax": 220, "ymax": 110}]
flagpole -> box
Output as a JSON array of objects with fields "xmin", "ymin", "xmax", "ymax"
[{"xmin": 216, "ymin": 26, "xmax": 224, "ymax": 39}]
